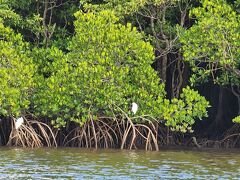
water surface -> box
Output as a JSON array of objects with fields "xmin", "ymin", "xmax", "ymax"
[{"xmin": 0, "ymin": 147, "xmax": 239, "ymax": 179}]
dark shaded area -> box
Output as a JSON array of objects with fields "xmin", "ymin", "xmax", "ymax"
[
  {"xmin": 0, "ymin": 117, "xmax": 11, "ymax": 146},
  {"xmin": 194, "ymin": 84, "xmax": 238, "ymax": 139}
]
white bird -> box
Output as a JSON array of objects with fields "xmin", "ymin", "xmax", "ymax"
[
  {"xmin": 15, "ymin": 117, "xmax": 24, "ymax": 130},
  {"xmin": 131, "ymin": 102, "xmax": 138, "ymax": 115}
]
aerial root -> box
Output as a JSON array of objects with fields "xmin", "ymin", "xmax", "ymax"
[
  {"xmin": 63, "ymin": 116, "xmax": 159, "ymax": 151},
  {"xmin": 197, "ymin": 134, "xmax": 240, "ymax": 148},
  {"xmin": 119, "ymin": 117, "xmax": 159, "ymax": 151},
  {"xmin": 5, "ymin": 115, "xmax": 240, "ymax": 149},
  {"xmin": 186, "ymin": 124, "xmax": 240, "ymax": 149},
  {"xmin": 5, "ymin": 115, "xmax": 160, "ymax": 150},
  {"xmin": 63, "ymin": 117, "xmax": 118, "ymax": 148},
  {"xmin": 7, "ymin": 117, "xmax": 57, "ymax": 148}
]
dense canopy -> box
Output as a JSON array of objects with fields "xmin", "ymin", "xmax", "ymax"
[{"xmin": 0, "ymin": 0, "xmax": 239, "ymax": 148}]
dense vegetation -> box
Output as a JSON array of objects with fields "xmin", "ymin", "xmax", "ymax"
[{"xmin": 0, "ymin": 0, "xmax": 239, "ymax": 149}]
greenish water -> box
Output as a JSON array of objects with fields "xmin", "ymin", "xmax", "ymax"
[{"xmin": 0, "ymin": 148, "xmax": 240, "ymax": 179}]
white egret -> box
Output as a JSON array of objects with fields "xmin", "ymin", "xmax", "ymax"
[
  {"xmin": 131, "ymin": 102, "xmax": 138, "ymax": 115},
  {"xmin": 15, "ymin": 117, "xmax": 24, "ymax": 129}
]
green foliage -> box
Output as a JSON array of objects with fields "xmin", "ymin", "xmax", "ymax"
[
  {"xmin": 32, "ymin": 10, "xmax": 209, "ymax": 132},
  {"xmin": 0, "ymin": 0, "xmax": 21, "ymax": 24},
  {"xmin": 0, "ymin": 0, "xmax": 44, "ymax": 45},
  {"xmin": 0, "ymin": 0, "xmax": 210, "ymax": 133},
  {"xmin": 34, "ymin": 10, "xmax": 166, "ymax": 127},
  {"xmin": 31, "ymin": 46, "xmax": 65, "ymax": 77},
  {"xmin": 163, "ymin": 86, "xmax": 209, "ymax": 133},
  {"xmin": 0, "ymin": 20, "xmax": 35, "ymax": 117},
  {"xmin": 1, "ymin": 0, "xmax": 79, "ymax": 48},
  {"xmin": 83, "ymin": 0, "xmax": 167, "ymax": 15},
  {"xmin": 178, "ymin": 0, "xmax": 240, "ymax": 86},
  {"xmin": 233, "ymin": 115, "xmax": 240, "ymax": 123}
]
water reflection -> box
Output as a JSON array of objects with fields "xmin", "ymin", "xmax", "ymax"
[{"xmin": 0, "ymin": 147, "xmax": 240, "ymax": 179}]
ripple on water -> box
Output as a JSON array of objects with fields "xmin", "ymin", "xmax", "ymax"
[{"xmin": 0, "ymin": 148, "xmax": 240, "ymax": 179}]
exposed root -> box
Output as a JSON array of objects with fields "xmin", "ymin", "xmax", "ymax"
[
  {"xmin": 119, "ymin": 117, "xmax": 159, "ymax": 151},
  {"xmin": 186, "ymin": 128, "xmax": 240, "ymax": 149},
  {"xmin": 63, "ymin": 113, "xmax": 160, "ymax": 151},
  {"xmin": 63, "ymin": 117, "xmax": 118, "ymax": 148},
  {"xmin": 191, "ymin": 124, "xmax": 240, "ymax": 148},
  {"xmin": 7, "ymin": 117, "xmax": 57, "ymax": 148},
  {"xmin": 1, "ymin": 107, "xmax": 177, "ymax": 150},
  {"xmin": 62, "ymin": 104, "xmax": 161, "ymax": 151}
]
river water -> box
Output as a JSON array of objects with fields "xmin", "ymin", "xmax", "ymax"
[{"xmin": 0, "ymin": 147, "xmax": 239, "ymax": 179}]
